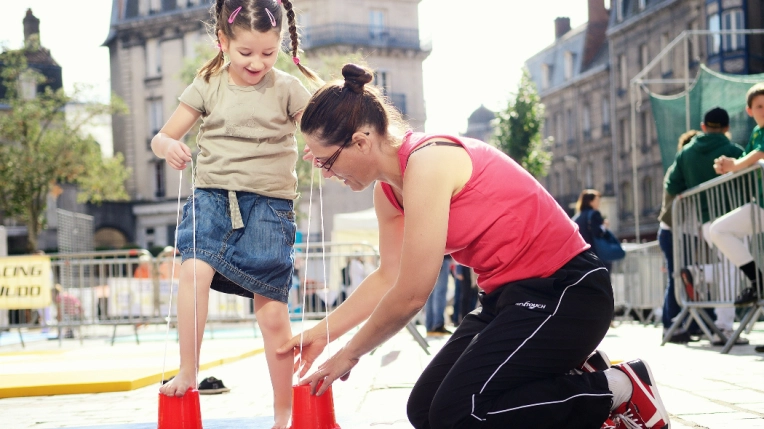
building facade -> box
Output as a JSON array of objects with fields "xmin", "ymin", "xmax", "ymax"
[
  {"xmin": 103, "ymin": 0, "xmax": 430, "ymax": 248},
  {"xmin": 528, "ymin": 0, "xmax": 763, "ymax": 241}
]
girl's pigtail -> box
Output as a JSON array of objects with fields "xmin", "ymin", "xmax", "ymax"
[
  {"xmin": 198, "ymin": 0, "xmax": 227, "ymax": 82},
  {"xmin": 281, "ymin": 0, "xmax": 321, "ymax": 83}
]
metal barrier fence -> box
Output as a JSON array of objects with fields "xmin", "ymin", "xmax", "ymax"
[
  {"xmin": 1, "ymin": 242, "xmax": 384, "ymax": 347},
  {"xmin": 610, "ymin": 241, "xmax": 666, "ymax": 324},
  {"xmin": 666, "ymin": 162, "xmax": 764, "ymax": 353}
]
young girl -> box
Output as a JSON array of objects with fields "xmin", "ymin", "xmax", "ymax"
[{"xmin": 152, "ymin": 1, "xmax": 318, "ymax": 427}]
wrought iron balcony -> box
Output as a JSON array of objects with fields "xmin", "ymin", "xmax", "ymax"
[{"xmin": 302, "ymin": 24, "xmax": 430, "ymax": 52}]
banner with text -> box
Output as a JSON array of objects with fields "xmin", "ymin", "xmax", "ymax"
[{"xmin": 0, "ymin": 255, "xmax": 52, "ymax": 309}]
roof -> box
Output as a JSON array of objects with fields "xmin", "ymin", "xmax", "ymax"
[{"xmin": 468, "ymin": 105, "xmax": 496, "ymax": 125}]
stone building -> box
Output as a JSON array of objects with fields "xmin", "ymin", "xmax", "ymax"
[
  {"xmin": 526, "ymin": 0, "xmax": 616, "ymax": 228},
  {"xmin": 103, "ymin": 0, "xmax": 430, "ymax": 248},
  {"xmin": 528, "ymin": 0, "xmax": 763, "ymax": 241}
]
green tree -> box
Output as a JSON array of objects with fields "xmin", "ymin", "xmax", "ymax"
[
  {"xmin": 0, "ymin": 46, "xmax": 130, "ymax": 252},
  {"xmin": 493, "ymin": 68, "xmax": 551, "ymax": 179}
]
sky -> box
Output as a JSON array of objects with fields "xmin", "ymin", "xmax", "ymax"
[{"xmin": 0, "ymin": 0, "xmax": 590, "ymax": 136}]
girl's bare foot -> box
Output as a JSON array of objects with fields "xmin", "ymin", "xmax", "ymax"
[
  {"xmin": 159, "ymin": 369, "xmax": 196, "ymax": 397},
  {"xmin": 272, "ymin": 412, "xmax": 290, "ymax": 429}
]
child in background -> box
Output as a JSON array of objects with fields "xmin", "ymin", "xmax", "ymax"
[
  {"xmin": 151, "ymin": 1, "xmax": 318, "ymax": 427},
  {"xmin": 712, "ymin": 83, "xmax": 764, "ymax": 306}
]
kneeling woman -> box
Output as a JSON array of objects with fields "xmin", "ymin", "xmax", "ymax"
[{"xmin": 278, "ymin": 64, "xmax": 670, "ymax": 429}]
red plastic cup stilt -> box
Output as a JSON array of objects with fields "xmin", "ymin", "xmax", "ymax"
[
  {"xmin": 158, "ymin": 388, "xmax": 203, "ymax": 429},
  {"xmin": 291, "ymin": 383, "xmax": 341, "ymax": 429}
]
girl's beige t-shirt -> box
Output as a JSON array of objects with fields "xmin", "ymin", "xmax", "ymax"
[{"xmin": 179, "ymin": 66, "xmax": 311, "ymax": 200}]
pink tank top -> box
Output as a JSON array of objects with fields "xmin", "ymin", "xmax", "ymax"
[{"xmin": 380, "ymin": 132, "xmax": 589, "ymax": 294}]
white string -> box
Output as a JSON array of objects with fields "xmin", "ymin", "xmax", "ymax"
[
  {"xmin": 318, "ymin": 176, "xmax": 330, "ymax": 354},
  {"xmin": 298, "ymin": 167, "xmax": 315, "ymax": 372},
  {"xmin": 161, "ymin": 169, "xmax": 184, "ymax": 385},
  {"xmin": 191, "ymin": 160, "xmax": 198, "ymax": 386}
]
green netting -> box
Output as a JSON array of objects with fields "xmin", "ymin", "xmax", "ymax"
[{"xmin": 650, "ymin": 64, "xmax": 764, "ymax": 172}]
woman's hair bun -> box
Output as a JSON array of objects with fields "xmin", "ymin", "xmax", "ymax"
[{"xmin": 342, "ymin": 64, "xmax": 373, "ymax": 94}]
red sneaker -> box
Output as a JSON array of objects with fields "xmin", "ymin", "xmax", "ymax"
[
  {"xmin": 601, "ymin": 417, "xmax": 618, "ymax": 428},
  {"xmin": 611, "ymin": 359, "xmax": 670, "ymax": 429}
]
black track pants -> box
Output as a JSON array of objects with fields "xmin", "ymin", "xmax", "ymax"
[{"xmin": 407, "ymin": 251, "xmax": 614, "ymax": 429}]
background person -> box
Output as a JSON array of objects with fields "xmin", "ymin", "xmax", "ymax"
[{"xmin": 277, "ymin": 64, "xmax": 670, "ymax": 429}]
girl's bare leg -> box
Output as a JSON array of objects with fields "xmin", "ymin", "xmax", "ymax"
[
  {"xmin": 159, "ymin": 259, "xmax": 214, "ymax": 397},
  {"xmin": 254, "ymin": 295, "xmax": 293, "ymax": 429}
]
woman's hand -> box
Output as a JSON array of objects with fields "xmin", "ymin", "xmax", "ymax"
[
  {"xmin": 164, "ymin": 138, "xmax": 192, "ymax": 170},
  {"xmin": 276, "ymin": 326, "xmax": 329, "ymax": 378},
  {"xmin": 299, "ymin": 345, "xmax": 360, "ymax": 396}
]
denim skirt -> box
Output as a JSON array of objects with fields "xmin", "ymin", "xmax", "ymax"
[{"xmin": 177, "ymin": 188, "xmax": 296, "ymax": 303}]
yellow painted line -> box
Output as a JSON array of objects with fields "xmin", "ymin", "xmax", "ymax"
[
  {"xmin": 0, "ymin": 347, "xmax": 264, "ymax": 399},
  {"xmin": 0, "ymin": 349, "xmax": 66, "ymax": 357}
]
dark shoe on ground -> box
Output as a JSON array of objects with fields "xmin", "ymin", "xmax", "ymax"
[
  {"xmin": 611, "ymin": 359, "xmax": 670, "ymax": 429},
  {"xmin": 198, "ymin": 376, "xmax": 230, "ymax": 394},
  {"xmin": 734, "ymin": 286, "xmax": 759, "ymax": 306},
  {"xmin": 755, "ymin": 345, "xmax": 764, "ymax": 353},
  {"xmin": 680, "ymin": 268, "xmax": 695, "ymax": 301},
  {"xmin": 426, "ymin": 325, "xmax": 452, "ymax": 336},
  {"xmin": 665, "ymin": 330, "xmax": 693, "ymax": 344},
  {"xmin": 711, "ymin": 330, "xmax": 749, "ymax": 346},
  {"xmin": 577, "ymin": 349, "xmax": 611, "ymax": 374}
]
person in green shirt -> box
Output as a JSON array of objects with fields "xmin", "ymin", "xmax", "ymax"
[
  {"xmin": 665, "ymin": 107, "xmax": 746, "ymax": 345},
  {"xmin": 711, "ymin": 83, "xmax": 764, "ymax": 308}
]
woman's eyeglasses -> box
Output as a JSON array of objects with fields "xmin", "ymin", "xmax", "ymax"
[{"xmin": 314, "ymin": 132, "xmax": 369, "ymax": 171}]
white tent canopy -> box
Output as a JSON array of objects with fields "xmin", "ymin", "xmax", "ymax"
[{"xmin": 331, "ymin": 208, "xmax": 379, "ymax": 248}]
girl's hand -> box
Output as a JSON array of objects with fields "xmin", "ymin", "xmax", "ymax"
[
  {"xmin": 276, "ymin": 326, "xmax": 328, "ymax": 378},
  {"xmin": 299, "ymin": 346, "xmax": 360, "ymax": 396},
  {"xmin": 165, "ymin": 139, "xmax": 193, "ymax": 170}
]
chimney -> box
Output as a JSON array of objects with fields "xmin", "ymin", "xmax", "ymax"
[
  {"xmin": 582, "ymin": 0, "xmax": 609, "ymax": 67},
  {"xmin": 555, "ymin": 17, "xmax": 571, "ymax": 39},
  {"xmin": 23, "ymin": 9, "xmax": 40, "ymax": 42}
]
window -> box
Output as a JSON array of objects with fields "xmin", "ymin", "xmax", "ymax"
[
  {"xmin": 602, "ymin": 97, "xmax": 611, "ymax": 131},
  {"xmin": 639, "ymin": 44, "xmax": 649, "ymax": 70},
  {"xmin": 621, "ymin": 181, "xmax": 633, "ymax": 214},
  {"xmin": 374, "ymin": 70, "xmax": 388, "ymax": 95},
  {"xmin": 369, "ymin": 9, "xmax": 386, "ymax": 40},
  {"xmin": 639, "ymin": 0, "xmax": 646, "ymax": 10},
  {"xmin": 541, "ymin": 64, "xmax": 551, "ymax": 90},
  {"xmin": 125, "ymin": 0, "xmax": 139, "ymax": 18},
  {"xmin": 708, "ymin": 13, "xmax": 721, "ymax": 55},
  {"xmin": 567, "ymin": 109, "xmax": 575, "ymax": 144},
  {"xmin": 619, "ymin": 54, "xmax": 628, "ymax": 89},
  {"xmin": 722, "ymin": 9, "xmax": 745, "ymax": 51},
  {"xmin": 556, "ymin": 112, "xmax": 564, "ymax": 146},
  {"xmin": 641, "ymin": 110, "xmax": 652, "ymax": 149},
  {"xmin": 616, "ymin": 0, "xmax": 625, "ymax": 22},
  {"xmin": 20, "ymin": 70, "xmax": 37, "ymax": 100},
  {"xmin": 146, "ymin": 38, "xmax": 162, "ymax": 77},
  {"xmin": 556, "ymin": 172, "xmax": 563, "ymax": 195},
  {"xmin": 155, "ymin": 161, "xmax": 166, "ymax": 198},
  {"xmin": 604, "ymin": 157, "xmax": 613, "ymax": 186},
  {"xmin": 642, "ymin": 176, "xmax": 653, "ymax": 212},
  {"xmin": 583, "ymin": 104, "xmax": 591, "ymax": 139},
  {"xmin": 585, "ymin": 163, "xmax": 594, "ymax": 189},
  {"xmin": 564, "ymin": 51, "xmax": 575, "ymax": 80},
  {"xmin": 660, "ymin": 33, "xmax": 671, "ymax": 74},
  {"xmin": 148, "ymin": 98, "xmax": 163, "ymax": 146},
  {"xmin": 161, "ymin": 0, "xmax": 177, "ymax": 11},
  {"xmin": 620, "ymin": 118, "xmax": 630, "ymax": 152},
  {"xmin": 688, "ymin": 20, "xmax": 700, "ymax": 61}
]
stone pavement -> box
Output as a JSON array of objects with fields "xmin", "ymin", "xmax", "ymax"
[{"xmin": 2, "ymin": 321, "xmax": 764, "ymax": 428}]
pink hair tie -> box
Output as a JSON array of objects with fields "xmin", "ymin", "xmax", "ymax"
[
  {"xmin": 228, "ymin": 6, "xmax": 242, "ymax": 24},
  {"xmin": 293, "ymin": 57, "xmax": 300, "ymax": 65},
  {"xmin": 216, "ymin": 42, "xmax": 221, "ymax": 51}
]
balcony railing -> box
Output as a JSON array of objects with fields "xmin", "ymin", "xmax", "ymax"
[{"xmin": 302, "ymin": 24, "xmax": 430, "ymax": 52}]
